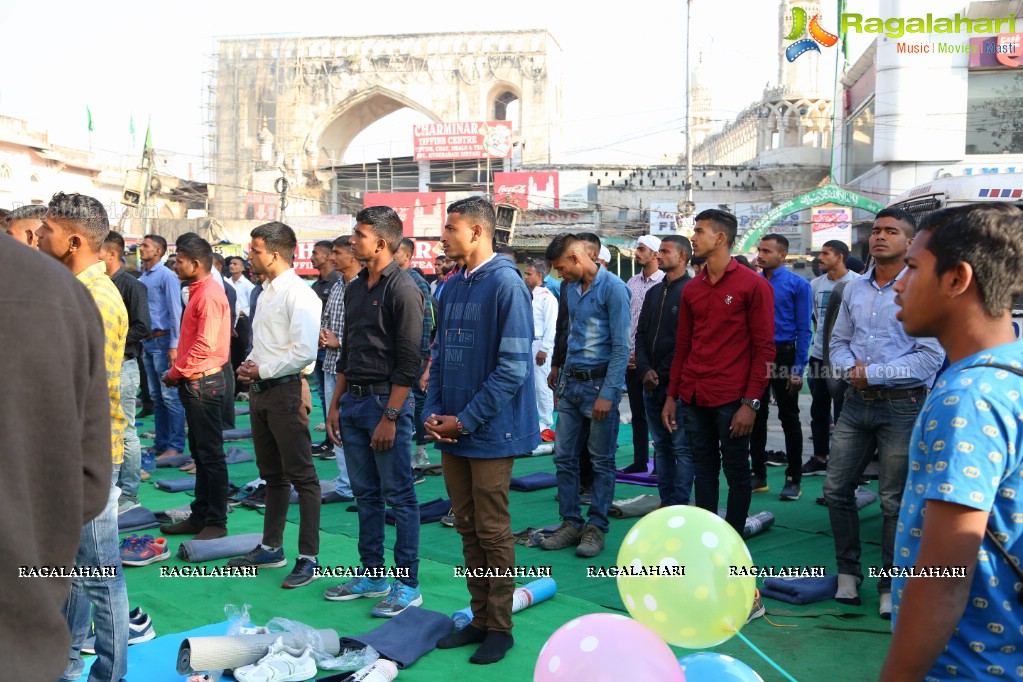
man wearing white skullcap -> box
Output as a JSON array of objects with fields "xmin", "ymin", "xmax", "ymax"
[{"xmin": 622, "ymin": 235, "xmax": 664, "ymax": 474}]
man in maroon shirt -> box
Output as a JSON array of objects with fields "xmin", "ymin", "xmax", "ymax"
[
  {"xmin": 662, "ymin": 209, "xmax": 775, "ymax": 535},
  {"xmin": 160, "ymin": 235, "xmax": 232, "ymax": 540}
]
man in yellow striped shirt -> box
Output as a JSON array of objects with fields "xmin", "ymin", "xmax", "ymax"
[{"xmin": 38, "ymin": 192, "xmax": 130, "ymax": 682}]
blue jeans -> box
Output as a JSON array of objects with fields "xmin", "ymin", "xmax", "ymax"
[
  {"xmin": 644, "ymin": 387, "xmax": 694, "ymax": 507},
  {"xmin": 340, "ymin": 391, "xmax": 420, "ymax": 587},
  {"xmin": 61, "ymin": 479, "xmax": 128, "ymax": 682},
  {"xmin": 553, "ymin": 378, "xmax": 620, "ymax": 532},
  {"xmin": 681, "ymin": 399, "xmax": 751, "ymax": 536},
  {"xmin": 116, "ymin": 359, "xmax": 141, "ymax": 501},
  {"xmin": 323, "ymin": 372, "xmax": 353, "ymax": 497},
  {"xmin": 142, "ymin": 334, "xmax": 185, "ymax": 453},
  {"xmin": 823, "ymin": 389, "xmax": 921, "ymax": 593}
]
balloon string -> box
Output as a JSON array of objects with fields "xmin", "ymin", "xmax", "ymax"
[{"xmin": 735, "ymin": 631, "xmax": 800, "ymax": 682}]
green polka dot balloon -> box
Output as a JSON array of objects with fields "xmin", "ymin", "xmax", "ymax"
[{"xmin": 616, "ymin": 506, "xmax": 756, "ymax": 648}]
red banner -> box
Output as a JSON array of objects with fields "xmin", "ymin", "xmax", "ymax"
[
  {"xmin": 363, "ymin": 192, "xmax": 447, "ymax": 238},
  {"xmin": 245, "ymin": 192, "xmax": 280, "ymax": 222},
  {"xmin": 293, "ymin": 240, "xmax": 320, "ymax": 276},
  {"xmin": 410, "ymin": 239, "xmax": 443, "ymax": 275},
  {"xmin": 412, "ymin": 121, "xmax": 513, "ymax": 161},
  {"xmin": 493, "ymin": 172, "xmax": 560, "ymax": 210}
]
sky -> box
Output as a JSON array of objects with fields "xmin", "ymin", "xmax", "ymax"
[{"xmin": 0, "ymin": 0, "xmax": 877, "ymax": 177}]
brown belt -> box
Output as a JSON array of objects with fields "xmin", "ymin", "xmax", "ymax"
[
  {"xmin": 150, "ymin": 329, "xmax": 168, "ymax": 338},
  {"xmin": 185, "ymin": 367, "xmax": 222, "ymax": 381}
]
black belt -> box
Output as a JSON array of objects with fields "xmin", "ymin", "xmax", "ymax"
[
  {"xmin": 855, "ymin": 385, "xmax": 927, "ymax": 401},
  {"xmin": 250, "ymin": 374, "xmax": 302, "ymax": 393},
  {"xmin": 564, "ymin": 366, "xmax": 607, "ymax": 381},
  {"xmin": 775, "ymin": 341, "xmax": 796, "ymax": 349},
  {"xmin": 348, "ymin": 382, "xmax": 391, "ymax": 397}
]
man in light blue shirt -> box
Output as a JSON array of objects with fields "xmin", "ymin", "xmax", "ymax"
[
  {"xmin": 138, "ymin": 234, "xmax": 186, "ymax": 459},
  {"xmin": 824, "ymin": 208, "xmax": 944, "ymax": 615},
  {"xmin": 881, "ymin": 203, "xmax": 1023, "ymax": 681},
  {"xmin": 541, "ymin": 233, "xmax": 630, "ymax": 559}
]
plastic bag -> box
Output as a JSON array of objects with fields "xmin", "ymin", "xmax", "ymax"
[
  {"xmin": 265, "ymin": 616, "xmax": 379, "ymax": 671},
  {"xmin": 224, "ymin": 603, "xmax": 254, "ymax": 636}
]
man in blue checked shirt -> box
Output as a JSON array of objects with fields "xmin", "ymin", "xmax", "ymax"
[
  {"xmin": 540, "ymin": 233, "xmax": 630, "ymax": 559},
  {"xmin": 750, "ymin": 233, "xmax": 813, "ymax": 501},
  {"xmin": 824, "ymin": 207, "xmax": 945, "ymax": 615}
]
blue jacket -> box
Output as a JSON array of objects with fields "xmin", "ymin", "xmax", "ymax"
[{"xmin": 425, "ymin": 254, "xmax": 540, "ymax": 458}]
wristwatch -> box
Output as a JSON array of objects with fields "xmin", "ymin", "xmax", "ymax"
[
  {"xmin": 383, "ymin": 407, "xmax": 400, "ymax": 422},
  {"xmin": 455, "ymin": 419, "xmax": 471, "ymax": 436},
  {"xmin": 740, "ymin": 398, "xmax": 761, "ymax": 411}
]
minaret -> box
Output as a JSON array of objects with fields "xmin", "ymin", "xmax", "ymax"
[
  {"xmin": 689, "ymin": 53, "xmax": 713, "ymax": 147},
  {"xmin": 777, "ymin": 0, "xmax": 832, "ymax": 97}
]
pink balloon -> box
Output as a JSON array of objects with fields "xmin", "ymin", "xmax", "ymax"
[{"xmin": 534, "ymin": 614, "xmax": 685, "ymax": 682}]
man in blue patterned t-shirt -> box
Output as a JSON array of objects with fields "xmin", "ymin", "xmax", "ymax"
[{"xmin": 880, "ymin": 203, "xmax": 1023, "ymax": 681}]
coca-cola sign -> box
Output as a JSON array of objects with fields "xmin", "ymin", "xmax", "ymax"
[{"xmin": 493, "ymin": 172, "xmax": 559, "ymax": 210}]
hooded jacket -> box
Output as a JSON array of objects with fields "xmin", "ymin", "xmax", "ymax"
[{"xmin": 425, "ymin": 254, "xmax": 541, "ymax": 458}]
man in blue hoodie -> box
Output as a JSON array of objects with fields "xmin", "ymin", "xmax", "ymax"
[
  {"xmin": 425, "ymin": 196, "xmax": 539, "ymax": 665},
  {"xmin": 541, "ymin": 233, "xmax": 631, "ymax": 558}
]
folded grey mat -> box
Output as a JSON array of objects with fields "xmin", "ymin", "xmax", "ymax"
[
  {"xmin": 222, "ymin": 428, "xmax": 252, "ymax": 441},
  {"xmin": 341, "ymin": 606, "xmax": 453, "ymax": 669},
  {"xmin": 118, "ymin": 506, "xmax": 161, "ymax": 532},
  {"xmin": 177, "ymin": 532, "xmax": 264, "ymax": 562},
  {"xmin": 290, "ymin": 480, "xmax": 336, "ymax": 503},
  {"xmin": 235, "ymin": 404, "xmax": 250, "ymax": 415},
  {"xmin": 156, "ymin": 478, "xmax": 234, "ymax": 493},
  {"xmin": 177, "ymin": 628, "xmax": 341, "ymax": 674},
  {"xmin": 609, "ymin": 494, "xmax": 661, "ymax": 518},
  {"xmin": 156, "ymin": 453, "xmax": 192, "ymax": 468},
  {"xmin": 415, "ymin": 463, "xmax": 444, "ymax": 476},
  {"xmin": 225, "ymin": 446, "xmax": 254, "ymax": 464}
]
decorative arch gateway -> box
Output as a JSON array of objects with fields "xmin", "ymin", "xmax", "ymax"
[
  {"xmin": 733, "ymin": 183, "xmax": 886, "ymax": 253},
  {"xmin": 210, "ymin": 30, "xmax": 563, "ymax": 219}
]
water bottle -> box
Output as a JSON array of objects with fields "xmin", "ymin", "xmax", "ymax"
[
  {"xmin": 141, "ymin": 449, "xmax": 156, "ymax": 472},
  {"xmin": 344, "ymin": 659, "xmax": 398, "ymax": 682},
  {"xmin": 451, "ymin": 607, "xmax": 473, "ymax": 631},
  {"xmin": 743, "ymin": 511, "xmax": 775, "ymax": 539}
]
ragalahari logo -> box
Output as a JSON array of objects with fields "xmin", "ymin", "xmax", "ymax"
[{"xmin": 785, "ymin": 7, "xmax": 839, "ymax": 61}]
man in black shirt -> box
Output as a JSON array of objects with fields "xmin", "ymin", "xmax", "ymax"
[
  {"xmin": 324, "ymin": 206, "xmax": 425, "ymax": 617},
  {"xmin": 311, "ymin": 240, "xmax": 341, "ymax": 455},
  {"xmin": 100, "ymin": 231, "xmax": 151, "ymax": 513},
  {"xmin": 635, "ymin": 235, "xmax": 694, "ymax": 506}
]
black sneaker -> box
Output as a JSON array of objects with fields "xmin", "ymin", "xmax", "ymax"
[
  {"xmin": 779, "ymin": 476, "xmax": 802, "ymax": 501},
  {"xmin": 765, "ymin": 451, "xmax": 788, "ymax": 467},
  {"xmin": 241, "ymin": 486, "xmax": 267, "ymax": 509},
  {"xmin": 440, "ymin": 508, "xmax": 455, "ymax": 527},
  {"xmin": 282, "ymin": 557, "xmax": 320, "ymax": 589},
  {"xmin": 226, "ymin": 545, "xmax": 286, "ymax": 568},
  {"xmin": 751, "ymin": 476, "xmax": 769, "ymax": 493},
  {"xmin": 413, "ymin": 470, "xmax": 426, "ymax": 485},
  {"xmin": 801, "ymin": 457, "xmax": 828, "ymax": 476},
  {"xmin": 229, "ymin": 483, "xmax": 264, "ymax": 508},
  {"xmin": 311, "ymin": 440, "xmax": 332, "ymax": 456}
]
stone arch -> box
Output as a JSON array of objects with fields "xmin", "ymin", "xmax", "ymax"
[
  {"xmin": 487, "ymin": 81, "xmax": 521, "ymax": 127},
  {"xmin": 307, "ymin": 86, "xmax": 441, "ymax": 166}
]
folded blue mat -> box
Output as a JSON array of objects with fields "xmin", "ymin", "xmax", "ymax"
[
  {"xmin": 236, "ymin": 404, "xmax": 250, "ymax": 415},
  {"xmin": 155, "ymin": 478, "xmax": 234, "ymax": 493},
  {"xmin": 80, "ymin": 621, "xmax": 228, "ymax": 680},
  {"xmin": 510, "ymin": 472, "xmax": 558, "ymax": 492},
  {"xmin": 156, "ymin": 453, "xmax": 192, "ymax": 468},
  {"xmin": 117, "ymin": 506, "xmax": 160, "ymax": 533},
  {"xmin": 384, "ymin": 498, "xmax": 450, "ymax": 525},
  {"xmin": 341, "ymin": 606, "xmax": 453, "ymax": 669},
  {"xmin": 761, "ymin": 575, "xmax": 838, "ymax": 605},
  {"xmin": 225, "ymin": 446, "xmax": 254, "ymax": 464},
  {"xmin": 223, "ymin": 427, "xmax": 252, "ymax": 441},
  {"xmin": 177, "ymin": 532, "xmax": 263, "ymax": 562}
]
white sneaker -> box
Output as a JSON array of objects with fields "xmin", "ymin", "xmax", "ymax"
[
  {"xmin": 314, "ymin": 422, "xmax": 327, "ymax": 432},
  {"xmin": 879, "ymin": 592, "xmax": 892, "ymax": 620},
  {"xmin": 412, "ymin": 447, "xmax": 429, "ymax": 468},
  {"xmin": 233, "ymin": 638, "xmax": 317, "ymax": 682}
]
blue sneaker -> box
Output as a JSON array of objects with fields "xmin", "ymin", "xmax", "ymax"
[
  {"xmin": 323, "ymin": 575, "xmax": 390, "ymax": 602},
  {"xmin": 281, "ymin": 557, "xmax": 320, "ymax": 589},
  {"xmin": 226, "ymin": 545, "xmax": 287, "ymax": 569},
  {"xmin": 140, "ymin": 449, "xmax": 157, "ymax": 472},
  {"xmin": 370, "ymin": 581, "xmax": 423, "ymax": 617}
]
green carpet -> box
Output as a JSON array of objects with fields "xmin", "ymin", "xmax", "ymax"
[{"xmin": 125, "ymin": 402, "xmax": 892, "ymax": 681}]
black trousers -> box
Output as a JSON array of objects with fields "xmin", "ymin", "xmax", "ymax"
[
  {"xmin": 750, "ymin": 343, "xmax": 804, "ymax": 482},
  {"xmin": 179, "ymin": 373, "xmax": 228, "ymax": 529},
  {"xmin": 808, "ymin": 356, "xmax": 844, "ymax": 458},
  {"xmin": 624, "ymin": 367, "xmax": 650, "ymax": 468}
]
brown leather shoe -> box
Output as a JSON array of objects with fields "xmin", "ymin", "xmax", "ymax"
[
  {"xmin": 193, "ymin": 526, "xmax": 228, "ymax": 541},
  {"xmin": 160, "ymin": 520, "xmax": 202, "ymax": 535}
]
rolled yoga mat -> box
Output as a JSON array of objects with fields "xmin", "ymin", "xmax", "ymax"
[
  {"xmin": 177, "ymin": 533, "xmax": 263, "ymax": 563},
  {"xmin": 176, "ymin": 629, "xmax": 341, "ymax": 674},
  {"xmin": 222, "ymin": 427, "xmax": 253, "ymax": 441}
]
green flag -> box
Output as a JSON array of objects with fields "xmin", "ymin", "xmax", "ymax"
[
  {"xmin": 130, "ymin": 114, "xmax": 135, "ymax": 147},
  {"xmin": 144, "ymin": 118, "xmax": 152, "ymax": 150},
  {"xmin": 87, "ymin": 106, "xmax": 94, "ymax": 132}
]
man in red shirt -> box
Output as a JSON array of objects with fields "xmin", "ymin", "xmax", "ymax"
[
  {"xmin": 662, "ymin": 209, "xmax": 775, "ymax": 535},
  {"xmin": 160, "ymin": 235, "xmax": 232, "ymax": 540}
]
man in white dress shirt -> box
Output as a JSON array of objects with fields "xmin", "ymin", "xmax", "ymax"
[
  {"xmin": 230, "ymin": 222, "xmax": 324, "ymax": 589},
  {"xmin": 524, "ymin": 259, "xmax": 558, "ymax": 433}
]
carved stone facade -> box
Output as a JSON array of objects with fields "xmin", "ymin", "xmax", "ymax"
[{"xmin": 209, "ymin": 30, "xmax": 563, "ymax": 219}]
